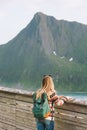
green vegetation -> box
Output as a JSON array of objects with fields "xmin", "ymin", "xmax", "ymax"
[{"xmin": 0, "ymin": 12, "xmax": 87, "ymax": 92}]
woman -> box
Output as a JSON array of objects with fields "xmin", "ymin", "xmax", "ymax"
[{"xmin": 34, "ymin": 75, "xmax": 68, "ymax": 130}]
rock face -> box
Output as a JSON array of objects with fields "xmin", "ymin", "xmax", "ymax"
[{"xmin": 0, "ymin": 12, "xmax": 87, "ymax": 91}]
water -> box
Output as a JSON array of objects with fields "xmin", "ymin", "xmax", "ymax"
[{"xmin": 58, "ymin": 92, "xmax": 87, "ymax": 101}]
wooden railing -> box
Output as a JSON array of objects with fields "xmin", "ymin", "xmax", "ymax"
[
  {"xmin": 0, "ymin": 87, "xmax": 87, "ymax": 130},
  {"xmin": 55, "ymin": 99, "xmax": 87, "ymax": 130}
]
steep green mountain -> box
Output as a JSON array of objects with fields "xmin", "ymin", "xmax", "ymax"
[{"xmin": 0, "ymin": 12, "xmax": 87, "ymax": 91}]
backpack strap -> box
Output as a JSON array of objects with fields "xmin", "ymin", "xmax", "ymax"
[
  {"xmin": 41, "ymin": 92, "xmax": 47, "ymax": 102},
  {"xmin": 33, "ymin": 92, "xmax": 37, "ymax": 103},
  {"xmin": 33, "ymin": 92, "xmax": 48, "ymax": 104}
]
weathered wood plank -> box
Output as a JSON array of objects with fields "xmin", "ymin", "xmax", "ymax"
[
  {"xmin": 16, "ymin": 101, "xmax": 33, "ymax": 110},
  {"xmin": 55, "ymin": 119, "xmax": 87, "ymax": 130},
  {"xmin": 0, "ymin": 122, "xmax": 16, "ymax": 130},
  {"xmin": 15, "ymin": 94, "xmax": 33, "ymax": 102},
  {"xmin": 55, "ymin": 102, "xmax": 87, "ymax": 114},
  {"xmin": 55, "ymin": 108, "xmax": 87, "ymax": 124},
  {"xmin": 0, "ymin": 96, "xmax": 16, "ymax": 105}
]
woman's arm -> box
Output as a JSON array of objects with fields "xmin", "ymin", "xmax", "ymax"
[
  {"xmin": 54, "ymin": 95, "xmax": 70, "ymax": 106},
  {"xmin": 58, "ymin": 95, "xmax": 68, "ymax": 102},
  {"xmin": 50, "ymin": 94, "xmax": 65, "ymax": 106}
]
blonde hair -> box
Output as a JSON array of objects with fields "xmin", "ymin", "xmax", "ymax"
[{"xmin": 36, "ymin": 75, "xmax": 55, "ymax": 99}]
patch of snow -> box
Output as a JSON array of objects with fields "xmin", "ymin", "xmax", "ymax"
[
  {"xmin": 53, "ymin": 51, "xmax": 57, "ymax": 55},
  {"xmin": 69, "ymin": 57, "xmax": 73, "ymax": 61}
]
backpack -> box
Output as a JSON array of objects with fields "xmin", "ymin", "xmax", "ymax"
[{"xmin": 32, "ymin": 92, "xmax": 51, "ymax": 119}]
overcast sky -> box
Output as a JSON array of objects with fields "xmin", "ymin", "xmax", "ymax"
[{"xmin": 0, "ymin": 0, "xmax": 87, "ymax": 45}]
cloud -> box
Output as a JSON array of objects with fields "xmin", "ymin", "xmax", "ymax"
[{"xmin": 0, "ymin": 11, "xmax": 6, "ymax": 17}]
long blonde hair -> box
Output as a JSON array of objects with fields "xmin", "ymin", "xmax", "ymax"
[{"xmin": 36, "ymin": 75, "xmax": 55, "ymax": 99}]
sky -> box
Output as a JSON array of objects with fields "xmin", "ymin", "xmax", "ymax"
[{"xmin": 0, "ymin": 0, "xmax": 87, "ymax": 45}]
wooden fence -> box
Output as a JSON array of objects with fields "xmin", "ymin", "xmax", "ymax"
[{"xmin": 0, "ymin": 87, "xmax": 87, "ymax": 130}]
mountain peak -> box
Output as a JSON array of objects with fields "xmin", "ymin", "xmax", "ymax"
[
  {"xmin": 34, "ymin": 12, "xmax": 46, "ymax": 18},
  {"xmin": 33, "ymin": 12, "xmax": 47, "ymax": 22}
]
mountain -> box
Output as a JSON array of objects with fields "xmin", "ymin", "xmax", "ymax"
[{"xmin": 0, "ymin": 12, "xmax": 87, "ymax": 91}]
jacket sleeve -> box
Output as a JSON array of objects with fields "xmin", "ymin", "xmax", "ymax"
[
  {"xmin": 55, "ymin": 99, "xmax": 64, "ymax": 106},
  {"xmin": 50, "ymin": 94, "xmax": 65, "ymax": 106}
]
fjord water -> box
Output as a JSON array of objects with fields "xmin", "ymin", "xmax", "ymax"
[{"xmin": 58, "ymin": 92, "xmax": 87, "ymax": 101}]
